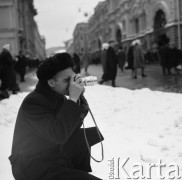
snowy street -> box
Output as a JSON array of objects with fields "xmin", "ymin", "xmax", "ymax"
[{"xmin": 0, "ymin": 66, "xmax": 182, "ymax": 180}]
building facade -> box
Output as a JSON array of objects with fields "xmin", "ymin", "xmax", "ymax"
[
  {"xmin": 64, "ymin": 39, "xmax": 74, "ymax": 55},
  {"xmin": 73, "ymin": 22, "xmax": 89, "ymax": 63},
  {"xmin": 0, "ymin": 0, "xmax": 46, "ymax": 60},
  {"xmin": 88, "ymin": 0, "xmax": 182, "ymax": 55}
]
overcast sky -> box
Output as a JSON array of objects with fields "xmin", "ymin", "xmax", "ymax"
[{"xmin": 34, "ymin": 0, "xmax": 102, "ymax": 49}]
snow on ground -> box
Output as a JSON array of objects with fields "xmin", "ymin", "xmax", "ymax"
[{"xmin": 0, "ymin": 71, "xmax": 182, "ymax": 180}]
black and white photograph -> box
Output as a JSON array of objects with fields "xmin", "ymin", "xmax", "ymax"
[{"xmin": 0, "ymin": 0, "xmax": 182, "ymax": 179}]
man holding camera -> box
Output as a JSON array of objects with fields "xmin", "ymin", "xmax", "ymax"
[{"xmin": 9, "ymin": 53, "xmax": 103, "ymax": 180}]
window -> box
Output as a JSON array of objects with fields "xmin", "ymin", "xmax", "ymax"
[
  {"xmin": 122, "ymin": 20, "xmax": 126, "ymax": 32},
  {"xmin": 135, "ymin": 18, "xmax": 139, "ymax": 33},
  {"xmin": 141, "ymin": 12, "xmax": 147, "ymax": 31},
  {"xmin": 80, "ymin": 48, "xmax": 84, "ymax": 53},
  {"xmin": 0, "ymin": 7, "xmax": 11, "ymax": 29}
]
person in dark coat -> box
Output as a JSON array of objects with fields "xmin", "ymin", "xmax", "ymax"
[
  {"xmin": 133, "ymin": 40, "xmax": 147, "ymax": 78},
  {"xmin": 72, "ymin": 53, "xmax": 81, "ymax": 74},
  {"xmin": 0, "ymin": 44, "xmax": 19, "ymax": 96},
  {"xmin": 9, "ymin": 53, "xmax": 103, "ymax": 180},
  {"xmin": 99, "ymin": 40, "xmax": 117, "ymax": 87},
  {"xmin": 117, "ymin": 46, "xmax": 126, "ymax": 72},
  {"xmin": 125, "ymin": 41, "xmax": 135, "ymax": 78},
  {"xmin": 100, "ymin": 43, "xmax": 109, "ymax": 73},
  {"xmin": 158, "ymin": 37, "xmax": 171, "ymax": 75},
  {"xmin": 16, "ymin": 50, "xmax": 27, "ymax": 82},
  {"xmin": 167, "ymin": 45, "xmax": 182, "ymax": 74}
]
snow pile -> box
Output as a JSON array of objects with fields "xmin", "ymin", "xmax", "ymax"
[{"xmin": 84, "ymin": 86, "xmax": 182, "ymax": 179}]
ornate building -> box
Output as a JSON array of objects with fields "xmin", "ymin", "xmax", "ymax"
[
  {"xmin": 65, "ymin": 39, "xmax": 74, "ymax": 55},
  {"xmin": 0, "ymin": 0, "xmax": 46, "ymax": 60},
  {"xmin": 88, "ymin": 0, "xmax": 182, "ymax": 54},
  {"xmin": 73, "ymin": 22, "xmax": 89, "ymax": 62}
]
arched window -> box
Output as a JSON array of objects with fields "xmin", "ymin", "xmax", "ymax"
[
  {"xmin": 141, "ymin": 12, "xmax": 147, "ymax": 31},
  {"xmin": 154, "ymin": 9, "xmax": 166, "ymax": 30},
  {"xmin": 122, "ymin": 20, "xmax": 126, "ymax": 32},
  {"xmin": 135, "ymin": 18, "xmax": 139, "ymax": 33},
  {"xmin": 80, "ymin": 47, "xmax": 84, "ymax": 53},
  {"xmin": 113, "ymin": 0, "xmax": 119, "ymax": 10}
]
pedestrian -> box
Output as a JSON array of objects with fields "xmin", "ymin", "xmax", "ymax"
[
  {"xmin": 117, "ymin": 46, "xmax": 126, "ymax": 72},
  {"xmin": 9, "ymin": 53, "xmax": 103, "ymax": 180},
  {"xmin": 158, "ymin": 36, "xmax": 171, "ymax": 75},
  {"xmin": 72, "ymin": 53, "xmax": 81, "ymax": 74},
  {"xmin": 82, "ymin": 53, "xmax": 90, "ymax": 76},
  {"xmin": 168, "ymin": 45, "xmax": 182, "ymax": 74},
  {"xmin": 133, "ymin": 40, "xmax": 147, "ymax": 78},
  {"xmin": 16, "ymin": 50, "xmax": 27, "ymax": 82},
  {"xmin": 125, "ymin": 40, "xmax": 135, "ymax": 78},
  {"xmin": 99, "ymin": 40, "xmax": 118, "ymax": 87},
  {"xmin": 100, "ymin": 43, "xmax": 109, "ymax": 72},
  {"xmin": 0, "ymin": 44, "xmax": 19, "ymax": 97}
]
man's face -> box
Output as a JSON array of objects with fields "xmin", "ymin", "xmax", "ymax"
[{"xmin": 49, "ymin": 67, "xmax": 75, "ymax": 95}]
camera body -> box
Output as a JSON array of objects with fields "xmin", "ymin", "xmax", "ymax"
[
  {"xmin": 74, "ymin": 75, "xmax": 97, "ymax": 86},
  {"xmin": 81, "ymin": 76, "xmax": 97, "ymax": 86}
]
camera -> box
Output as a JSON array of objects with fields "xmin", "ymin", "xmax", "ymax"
[
  {"xmin": 74, "ymin": 75, "xmax": 97, "ymax": 86},
  {"xmin": 81, "ymin": 76, "xmax": 97, "ymax": 86}
]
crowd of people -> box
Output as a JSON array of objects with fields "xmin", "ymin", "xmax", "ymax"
[
  {"xmin": 1, "ymin": 36, "xmax": 182, "ymax": 97},
  {"xmin": 98, "ymin": 36, "xmax": 182, "ymax": 87},
  {"xmin": 0, "ymin": 44, "xmax": 41, "ymax": 100},
  {"xmin": 99, "ymin": 39, "xmax": 147, "ymax": 87},
  {"xmin": 157, "ymin": 35, "xmax": 182, "ymax": 75}
]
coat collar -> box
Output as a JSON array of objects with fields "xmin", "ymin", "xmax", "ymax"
[{"xmin": 35, "ymin": 81, "xmax": 66, "ymax": 107}]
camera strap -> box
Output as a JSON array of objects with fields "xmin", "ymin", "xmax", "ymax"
[{"xmin": 83, "ymin": 106, "xmax": 104, "ymax": 163}]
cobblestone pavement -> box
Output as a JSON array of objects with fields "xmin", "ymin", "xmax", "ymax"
[{"xmin": 85, "ymin": 64, "xmax": 182, "ymax": 94}]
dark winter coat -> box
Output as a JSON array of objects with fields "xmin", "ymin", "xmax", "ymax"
[
  {"xmin": 168, "ymin": 47, "xmax": 182, "ymax": 68},
  {"xmin": 102, "ymin": 46, "xmax": 117, "ymax": 81},
  {"xmin": 16, "ymin": 55, "xmax": 27, "ymax": 81},
  {"xmin": 9, "ymin": 81, "xmax": 103, "ymax": 180},
  {"xmin": 126, "ymin": 46, "xmax": 134, "ymax": 70},
  {"xmin": 101, "ymin": 49, "xmax": 107, "ymax": 72},
  {"xmin": 117, "ymin": 49, "xmax": 126, "ymax": 68},
  {"xmin": 158, "ymin": 45, "xmax": 170, "ymax": 68},
  {"xmin": 0, "ymin": 50, "xmax": 19, "ymax": 91},
  {"xmin": 72, "ymin": 53, "xmax": 81, "ymax": 74},
  {"xmin": 133, "ymin": 45, "xmax": 145, "ymax": 69},
  {"xmin": 16, "ymin": 55, "xmax": 27, "ymax": 71}
]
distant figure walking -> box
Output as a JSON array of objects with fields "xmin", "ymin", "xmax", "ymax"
[
  {"xmin": 158, "ymin": 36, "xmax": 171, "ymax": 75},
  {"xmin": 0, "ymin": 44, "xmax": 19, "ymax": 97},
  {"xmin": 133, "ymin": 40, "xmax": 147, "ymax": 79},
  {"xmin": 17, "ymin": 50, "xmax": 27, "ymax": 82},
  {"xmin": 82, "ymin": 53, "xmax": 89, "ymax": 76},
  {"xmin": 101, "ymin": 43, "xmax": 109, "ymax": 72},
  {"xmin": 99, "ymin": 40, "xmax": 118, "ymax": 87},
  {"xmin": 72, "ymin": 53, "xmax": 81, "ymax": 74},
  {"xmin": 117, "ymin": 46, "xmax": 126, "ymax": 72},
  {"xmin": 125, "ymin": 41, "xmax": 135, "ymax": 77}
]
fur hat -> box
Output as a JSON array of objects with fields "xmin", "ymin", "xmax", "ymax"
[
  {"xmin": 108, "ymin": 40, "xmax": 115, "ymax": 44},
  {"xmin": 3, "ymin": 44, "xmax": 11, "ymax": 51},
  {"xmin": 131, "ymin": 40, "xmax": 136, "ymax": 46},
  {"xmin": 102, "ymin": 43, "xmax": 109, "ymax": 50},
  {"xmin": 37, "ymin": 53, "xmax": 74, "ymax": 81},
  {"xmin": 135, "ymin": 39, "xmax": 141, "ymax": 45}
]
